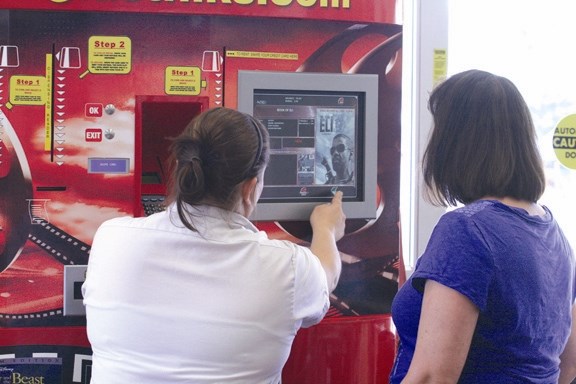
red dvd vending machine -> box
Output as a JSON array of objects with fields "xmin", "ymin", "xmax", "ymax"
[{"xmin": 0, "ymin": 2, "xmax": 402, "ymax": 382}]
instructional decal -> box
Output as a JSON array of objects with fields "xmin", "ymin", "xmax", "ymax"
[
  {"xmin": 9, "ymin": 76, "xmax": 46, "ymax": 106},
  {"xmin": 433, "ymin": 48, "xmax": 447, "ymax": 87},
  {"xmin": 165, "ymin": 66, "xmax": 205, "ymax": 95},
  {"xmin": 81, "ymin": 36, "xmax": 132, "ymax": 78},
  {"xmin": 226, "ymin": 50, "xmax": 298, "ymax": 60}
]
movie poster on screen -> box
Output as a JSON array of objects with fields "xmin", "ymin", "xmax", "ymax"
[{"xmin": 315, "ymin": 107, "xmax": 356, "ymax": 186}]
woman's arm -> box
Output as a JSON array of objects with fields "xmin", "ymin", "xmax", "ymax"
[
  {"xmin": 309, "ymin": 191, "xmax": 345, "ymax": 292},
  {"xmin": 402, "ymin": 279, "xmax": 479, "ymax": 384},
  {"xmin": 559, "ymin": 304, "xmax": 576, "ymax": 384}
]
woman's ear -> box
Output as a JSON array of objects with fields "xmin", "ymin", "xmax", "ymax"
[{"xmin": 240, "ymin": 177, "xmax": 258, "ymax": 216}]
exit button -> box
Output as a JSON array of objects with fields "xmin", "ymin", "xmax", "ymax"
[{"xmin": 85, "ymin": 128, "xmax": 102, "ymax": 142}]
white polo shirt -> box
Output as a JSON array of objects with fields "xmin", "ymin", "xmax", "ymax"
[{"xmin": 82, "ymin": 204, "xmax": 329, "ymax": 384}]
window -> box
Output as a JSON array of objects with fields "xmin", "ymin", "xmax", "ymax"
[{"xmin": 448, "ymin": 0, "xmax": 576, "ymax": 249}]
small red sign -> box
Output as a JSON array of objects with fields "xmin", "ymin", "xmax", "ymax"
[
  {"xmin": 85, "ymin": 128, "xmax": 103, "ymax": 142},
  {"xmin": 85, "ymin": 103, "xmax": 103, "ymax": 117}
]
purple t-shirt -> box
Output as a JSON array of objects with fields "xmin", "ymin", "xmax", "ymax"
[{"xmin": 390, "ymin": 200, "xmax": 575, "ymax": 383}]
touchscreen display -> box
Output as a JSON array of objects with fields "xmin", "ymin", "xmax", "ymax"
[{"xmin": 253, "ymin": 90, "xmax": 365, "ymax": 203}]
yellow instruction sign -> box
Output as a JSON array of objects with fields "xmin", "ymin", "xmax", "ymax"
[
  {"xmin": 87, "ymin": 36, "xmax": 132, "ymax": 75},
  {"xmin": 45, "ymin": 53, "xmax": 54, "ymax": 151},
  {"xmin": 9, "ymin": 75, "xmax": 46, "ymax": 106},
  {"xmin": 553, "ymin": 114, "xmax": 576, "ymax": 170},
  {"xmin": 165, "ymin": 66, "xmax": 203, "ymax": 95}
]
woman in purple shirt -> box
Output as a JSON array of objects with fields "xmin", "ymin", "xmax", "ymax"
[{"xmin": 391, "ymin": 70, "xmax": 576, "ymax": 383}]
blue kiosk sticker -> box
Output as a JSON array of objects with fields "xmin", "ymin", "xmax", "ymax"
[{"xmin": 88, "ymin": 158, "xmax": 130, "ymax": 174}]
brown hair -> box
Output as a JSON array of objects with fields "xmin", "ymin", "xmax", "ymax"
[
  {"xmin": 423, "ymin": 70, "xmax": 545, "ymax": 206},
  {"xmin": 166, "ymin": 107, "xmax": 269, "ymax": 231}
]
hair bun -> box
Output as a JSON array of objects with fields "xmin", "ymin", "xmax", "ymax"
[{"xmin": 190, "ymin": 156, "xmax": 203, "ymax": 166}]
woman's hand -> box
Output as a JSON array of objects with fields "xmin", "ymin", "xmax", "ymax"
[{"xmin": 310, "ymin": 191, "xmax": 346, "ymax": 241}]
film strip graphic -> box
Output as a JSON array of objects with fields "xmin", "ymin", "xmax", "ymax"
[
  {"xmin": 0, "ymin": 351, "xmax": 92, "ymax": 384},
  {"xmin": 0, "ymin": 309, "xmax": 63, "ymax": 323},
  {"xmin": 27, "ymin": 199, "xmax": 91, "ymax": 266},
  {"xmin": 0, "ymin": 200, "xmax": 91, "ymax": 325}
]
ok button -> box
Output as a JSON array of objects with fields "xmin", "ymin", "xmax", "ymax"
[{"xmin": 85, "ymin": 103, "xmax": 103, "ymax": 117}]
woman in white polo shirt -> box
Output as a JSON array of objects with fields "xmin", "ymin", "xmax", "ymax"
[{"xmin": 82, "ymin": 107, "xmax": 345, "ymax": 384}]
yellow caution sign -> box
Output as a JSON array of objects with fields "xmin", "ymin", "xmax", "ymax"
[{"xmin": 553, "ymin": 114, "xmax": 576, "ymax": 170}]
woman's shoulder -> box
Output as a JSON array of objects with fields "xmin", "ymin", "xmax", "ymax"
[
  {"xmin": 259, "ymin": 236, "xmax": 311, "ymax": 254},
  {"xmin": 100, "ymin": 215, "xmax": 140, "ymax": 226},
  {"xmin": 434, "ymin": 202, "xmax": 488, "ymax": 229},
  {"xmin": 439, "ymin": 200, "xmax": 511, "ymax": 227},
  {"xmin": 449, "ymin": 200, "xmax": 497, "ymax": 218},
  {"xmin": 431, "ymin": 201, "xmax": 505, "ymax": 243},
  {"xmin": 96, "ymin": 214, "xmax": 152, "ymax": 232}
]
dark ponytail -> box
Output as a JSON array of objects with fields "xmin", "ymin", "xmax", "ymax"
[{"xmin": 166, "ymin": 107, "xmax": 269, "ymax": 231}]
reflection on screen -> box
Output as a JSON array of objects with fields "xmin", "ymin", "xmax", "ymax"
[{"xmin": 253, "ymin": 90, "xmax": 365, "ymax": 203}]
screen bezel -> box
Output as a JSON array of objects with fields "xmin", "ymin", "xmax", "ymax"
[{"xmin": 238, "ymin": 70, "xmax": 378, "ymax": 221}]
